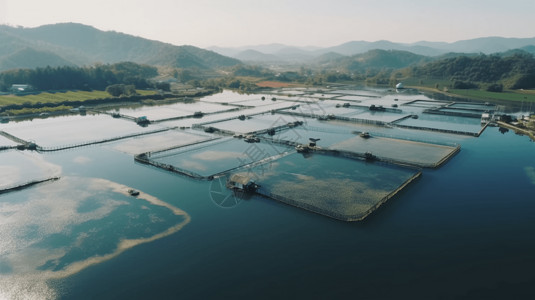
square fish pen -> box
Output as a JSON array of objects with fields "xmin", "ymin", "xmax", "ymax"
[
  {"xmin": 136, "ymin": 137, "xmax": 293, "ymax": 180},
  {"xmin": 0, "ymin": 150, "xmax": 61, "ymax": 193},
  {"xmin": 329, "ymin": 135, "xmax": 460, "ymax": 168},
  {"xmin": 250, "ymin": 153, "xmax": 421, "ymax": 221},
  {"xmin": 1, "ymin": 114, "xmax": 166, "ymax": 151}
]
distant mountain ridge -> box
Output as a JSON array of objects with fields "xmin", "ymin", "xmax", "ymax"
[
  {"xmin": 0, "ymin": 23, "xmax": 241, "ymax": 71},
  {"xmin": 0, "ymin": 48, "xmax": 76, "ymax": 71},
  {"xmin": 2, "ymin": 23, "xmax": 534, "ymax": 74},
  {"xmin": 336, "ymin": 49, "xmax": 430, "ymax": 71},
  {"xmin": 209, "ymin": 36, "xmax": 535, "ymax": 63}
]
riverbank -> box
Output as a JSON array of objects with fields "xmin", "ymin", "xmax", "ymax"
[
  {"xmin": 0, "ymin": 89, "xmax": 216, "ymax": 120},
  {"xmin": 408, "ymin": 85, "xmax": 535, "ymax": 105},
  {"xmin": 497, "ymin": 121, "xmax": 535, "ymax": 141}
]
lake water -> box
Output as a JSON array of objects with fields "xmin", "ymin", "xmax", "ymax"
[{"xmin": 1, "ymin": 88, "xmax": 534, "ymax": 299}]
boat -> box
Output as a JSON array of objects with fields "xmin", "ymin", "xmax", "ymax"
[
  {"xmin": 135, "ymin": 116, "xmax": 150, "ymax": 125},
  {"xmin": 244, "ymin": 135, "xmax": 260, "ymax": 143},
  {"xmin": 360, "ymin": 132, "xmax": 370, "ymax": 138},
  {"xmin": 128, "ymin": 189, "xmax": 140, "ymax": 196}
]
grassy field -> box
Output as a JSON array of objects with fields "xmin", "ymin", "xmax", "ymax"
[
  {"xmin": 403, "ymin": 79, "xmax": 535, "ymax": 103},
  {"xmin": 447, "ymin": 89, "xmax": 535, "ymax": 103},
  {"xmin": 0, "ymin": 90, "xmax": 157, "ymax": 107}
]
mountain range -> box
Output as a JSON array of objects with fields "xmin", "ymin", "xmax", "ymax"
[
  {"xmin": 0, "ymin": 23, "xmax": 241, "ymax": 71},
  {"xmin": 209, "ymin": 37, "xmax": 535, "ymax": 63},
  {"xmin": 1, "ymin": 22, "xmax": 535, "ymax": 73}
]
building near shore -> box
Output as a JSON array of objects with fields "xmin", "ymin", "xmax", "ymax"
[{"xmin": 10, "ymin": 84, "xmax": 33, "ymax": 93}]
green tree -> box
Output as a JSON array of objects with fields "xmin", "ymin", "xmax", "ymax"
[
  {"xmin": 105, "ymin": 84, "xmax": 136, "ymax": 97},
  {"xmin": 486, "ymin": 83, "xmax": 503, "ymax": 92},
  {"xmin": 106, "ymin": 84, "xmax": 125, "ymax": 97}
]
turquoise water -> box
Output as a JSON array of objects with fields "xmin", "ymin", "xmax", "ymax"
[
  {"xmin": 439, "ymin": 108, "xmax": 486, "ymax": 114},
  {"xmin": 1, "ymin": 89, "xmax": 534, "ymax": 299},
  {"xmin": 207, "ymin": 113, "xmax": 291, "ymax": 134},
  {"xmin": 395, "ymin": 113, "xmax": 483, "ymax": 133},
  {"xmin": 109, "ymin": 101, "xmax": 237, "ymax": 121},
  {"xmin": 2, "ymin": 114, "xmax": 162, "ymax": 148},
  {"xmin": 449, "ymin": 102, "xmax": 495, "ymax": 110},
  {"xmin": 53, "ymin": 127, "xmax": 534, "ymax": 300},
  {"xmin": 251, "ymin": 153, "xmax": 419, "ymax": 219},
  {"xmin": 149, "ymin": 138, "xmax": 290, "ymax": 177}
]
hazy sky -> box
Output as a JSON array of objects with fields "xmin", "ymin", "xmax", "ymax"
[{"xmin": 1, "ymin": 0, "xmax": 534, "ymax": 48}]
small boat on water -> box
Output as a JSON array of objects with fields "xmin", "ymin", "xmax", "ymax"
[
  {"xmin": 244, "ymin": 135, "xmax": 260, "ymax": 143},
  {"xmin": 360, "ymin": 132, "xmax": 370, "ymax": 138},
  {"xmin": 128, "ymin": 189, "xmax": 140, "ymax": 196}
]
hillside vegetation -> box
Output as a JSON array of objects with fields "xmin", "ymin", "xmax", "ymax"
[
  {"xmin": 0, "ymin": 62, "xmax": 158, "ymax": 91},
  {"xmin": 329, "ymin": 49, "xmax": 429, "ymax": 72},
  {"xmin": 403, "ymin": 52, "xmax": 535, "ymax": 89},
  {"xmin": 1, "ymin": 23, "xmax": 534, "ymax": 104},
  {"xmin": 0, "ymin": 23, "xmax": 241, "ymax": 71}
]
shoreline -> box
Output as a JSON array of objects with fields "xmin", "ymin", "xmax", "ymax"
[{"xmin": 497, "ymin": 121, "xmax": 535, "ymax": 141}]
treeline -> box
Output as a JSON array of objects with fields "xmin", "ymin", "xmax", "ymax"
[
  {"xmin": 0, "ymin": 62, "xmax": 158, "ymax": 92},
  {"xmin": 189, "ymin": 65, "xmax": 358, "ymax": 93},
  {"xmin": 407, "ymin": 52, "xmax": 535, "ymax": 89}
]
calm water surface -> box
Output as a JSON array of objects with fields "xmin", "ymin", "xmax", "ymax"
[
  {"xmin": 53, "ymin": 127, "xmax": 535, "ymax": 299},
  {"xmin": 1, "ymin": 90, "xmax": 534, "ymax": 299}
]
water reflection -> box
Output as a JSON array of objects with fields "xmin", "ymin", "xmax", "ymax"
[{"xmin": 0, "ymin": 176, "xmax": 190, "ymax": 300}]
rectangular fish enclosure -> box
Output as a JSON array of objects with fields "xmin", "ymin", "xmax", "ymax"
[{"xmin": 250, "ymin": 153, "xmax": 421, "ymax": 221}]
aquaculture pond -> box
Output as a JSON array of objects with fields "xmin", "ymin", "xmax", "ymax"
[
  {"xmin": 394, "ymin": 113, "xmax": 484, "ymax": 134},
  {"xmin": 0, "ymin": 151, "xmax": 61, "ymax": 190},
  {"xmin": 147, "ymin": 138, "xmax": 291, "ymax": 178},
  {"xmin": 330, "ymin": 136, "xmax": 458, "ymax": 168},
  {"xmin": 1, "ymin": 114, "xmax": 163, "ymax": 149},
  {"xmin": 250, "ymin": 153, "xmax": 420, "ymax": 220}
]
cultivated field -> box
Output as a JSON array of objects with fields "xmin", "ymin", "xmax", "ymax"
[{"xmin": 0, "ymin": 90, "xmax": 157, "ymax": 107}]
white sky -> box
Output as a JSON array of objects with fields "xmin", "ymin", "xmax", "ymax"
[{"xmin": 1, "ymin": 0, "xmax": 534, "ymax": 48}]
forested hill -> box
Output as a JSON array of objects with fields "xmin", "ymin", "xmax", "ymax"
[
  {"xmin": 404, "ymin": 52, "xmax": 535, "ymax": 89},
  {"xmin": 323, "ymin": 49, "xmax": 429, "ymax": 71},
  {"xmin": 0, "ymin": 62, "xmax": 158, "ymax": 92},
  {"xmin": 0, "ymin": 23, "xmax": 241, "ymax": 71}
]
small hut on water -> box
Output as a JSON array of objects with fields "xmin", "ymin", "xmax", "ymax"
[{"xmin": 227, "ymin": 174, "xmax": 259, "ymax": 192}]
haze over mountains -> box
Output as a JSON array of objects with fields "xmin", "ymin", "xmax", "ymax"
[
  {"xmin": 0, "ymin": 22, "xmax": 534, "ymax": 72},
  {"xmin": 209, "ymin": 37, "xmax": 535, "ymax": 63},
  {"xmin": 0, "ymin": 23, "xmax": 241, "ymax": 71}
]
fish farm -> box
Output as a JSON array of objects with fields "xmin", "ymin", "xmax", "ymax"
[{"xmin": 1, "ymin": 86, "xmax": 497, "ymax": 221}]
